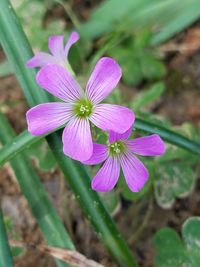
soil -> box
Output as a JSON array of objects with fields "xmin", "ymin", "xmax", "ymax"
[{"xmin": 0, "ymin": 1, "xmax": 200, "ymax": 267}]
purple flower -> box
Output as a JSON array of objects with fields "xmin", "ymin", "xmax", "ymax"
[
  {"xmin": 83, "ymin": 128, "xmax": 165, "ymax": 192},
  {"xmin": 26, "ymin": 57, "xmax": 135, "ymax": 161},
  {"xmin": 26, "ymin": 32, "xmax": 79, "ymax": 68}
]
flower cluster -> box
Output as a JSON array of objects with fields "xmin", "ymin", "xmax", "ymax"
[{"xmin": 26, "ymin": 32, "xmax": 165, "ymax": 192}]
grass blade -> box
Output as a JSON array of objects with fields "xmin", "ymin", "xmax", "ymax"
[
  {"xmin": 0, "ymin": 209, "xmax": 14, "ymax": 267},
  {"xmin": 134, "ymin": 118, "xmax": 200, "ymax": 156}
]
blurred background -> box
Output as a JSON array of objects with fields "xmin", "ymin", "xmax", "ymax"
[{"xmin": 1, "ymin": 0, "xmax": 200, "ymax": 266}]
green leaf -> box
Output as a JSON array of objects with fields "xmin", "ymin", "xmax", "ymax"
[
  {"xmin": 182, "ymin": 217, "xmax": 200, "ymax": 265},
  {"xmin": 79, "ymin": 0, "xmax": 149, "ymax": 39},
  {"xmin": 0, "ymin": 210, "xmax": 14, "ymax": 267},
  {"xmin": 131, "ymin": 82, "xmax": 165, "ymax": 111},
  {"xmin": 134, "ymin": 118, "xmax": 200, "ymax": 156},
  {"xmin": 80, "ymin": 0, "xmax": 200, "ymax": 46},
  {"xmin": 108, "ymin": 46, "xmax": 143, "ymax": 85},
  {"xmin": 154, "ymin": 162, "xmax": 196, "ymax": 209},
  {"xmin": 140, "ymin": 53, "xmax": 166, "ymax": 80},
  {"xmin": 154, "ymin": 217, "xmax": 200, "ymax": 267},
  {"xmin": 154, "ymin": 227, "xmax": 187, "ymax": 267}
]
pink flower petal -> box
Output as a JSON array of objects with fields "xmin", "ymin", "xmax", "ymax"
[
  {"xmin": 109, "ymin": 127, "xmax": 132, "ymax": 143},
  {"xmin": 90, "ymin": 104, "xmax": 135, "ymax": 134},
  {"xmin": 62, "ymin": 117, "xmax": 93, "ymax": 161},
  {"xmin": 64, "ymin": 31, "xmax": 80, "ymax": 56},
  {"xmin": 26, "ymin": 102, "xmax": 73, "ymax": 135},
  {"xmin": 126, "ymin": 134, "xmax": 165, "ymax": 156},
  {"xmin": 83, "ymin": 143, "xmax": 108, "ymax": 165},
  {"xmin": 48, "ymin": 35, "xmax": 65, "ymax": 60},
  {"xmin": 36, "ymin": 64, "xmax": 83, "ymax": 102},
  {"xmin": 120, "ymin": 153, "xmax": 149, "ymax": 192},
  {"xmin": 26, "ymin": 52, "xmax": 57, "ymax": 68},
  {"xmin": 91, "ymin": 157, "xmax": 120, "ymax": 192},
  {"xmin": 86, "ymin": 57, "xmax": 122, "ymax": 104}
]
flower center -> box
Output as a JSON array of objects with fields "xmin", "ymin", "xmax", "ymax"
[
  {"xmin": 73, "ymin": 99, "xmax": 93, "ymax": 118},
  {"xmin": 109, "ymin": 141, "xmax": 125, "ymax": 156}
]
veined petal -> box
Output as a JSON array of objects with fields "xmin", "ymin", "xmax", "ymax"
[
  {"xmin": 64, "ymin": 31, "xmax": 80, "ymax": 56},
  {"xmin": 126, "ymin": 134, "xmax": 165, "ymax": 156},
  {"xmin": 109, "ymin": 127, "xmax": 132, "ymax": 143},
  {"xmin": 83, "ymin": 143, "xmax": 108, "ymax": 165},
  {"xmin": 120, "ymin": 153, "xmax": 149, "ymax": 192},
  {"xmin": 62, "ymin": 117, "xmax": 93, "ymax": 161},
  {"xmin": 91, "ymin": 157, "xmax": 120, "ymax": 192},
  {"xmin": 36, "ymin": 64, "xmax": 83, "ymax": 102},
  {"xmin": 48, "ymin": 35, "xmax": 65, "ymax": 60},
  {"xmin": 90, "ymin": 104, "xmax": 135, "ymax": 134},
  {"xmin": 86, "ymin": 57, "xmax": 122, "ymax": 104},
  {"xmin": 26, "ymin": 52, "xmax": 57, "ymax": 68},
  {"xmin": 26, "ymin": 102, "xmax": 73, "ymax": 135}
]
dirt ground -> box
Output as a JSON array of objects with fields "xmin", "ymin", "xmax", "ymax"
[{"xmin": 1, "ymin": 1, "xmax": 200, "ymax": 267}]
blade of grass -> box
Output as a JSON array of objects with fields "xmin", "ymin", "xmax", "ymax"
[
  {"xmin": 0, "ymin": 130, "xmax": 42, "ymax": 167},
  {"xmin": 0, "ymin": 209, "xmax": 14, "ymax": 267},
  {"xmin": 0, "ymin": 1, "xmax": 138, "ymax": 266},
  {"xmin": 134, "ymin": 118, "xmax": 200, "ymax": 156},
  {"xmin": 0, "ymin": 112, "xmax": 74, "ymax": 267}
]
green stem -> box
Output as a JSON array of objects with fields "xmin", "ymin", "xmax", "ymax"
[
  {"xmin": 0, "ymin": 209, "xmax": 14, "ymax": 267},
  {"xmin": 0, "ymin": 113, "xmax": 74, "ymax": 267},
  {"xmin": 0, "ymin": 0, "xmax": 138, "ymax": 266}
]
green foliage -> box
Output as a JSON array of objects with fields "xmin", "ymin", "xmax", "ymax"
[
  {"xmin": 131, "ymin": 82, "xmax": 165, "ymax": 112},
  {"xmin": 80, "ymin": 0, "xmax": 200, "ymax": 45},
  {"xmin": 154, "ymin": 123, "xmax": 199, "ymax": 209},
  {"xmin": 108, "ymin": 34, "xmax": 166, "ymax": 85},
  {"xmin": 154, "ymin": 217, "xmax": 200, "ymax": 267},
  {"xmin": 155, "ymin": 161, "xmax": 196, "ymax": 209}
]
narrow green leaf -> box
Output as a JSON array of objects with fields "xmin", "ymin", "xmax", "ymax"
[
  {"xmin": 0, "ymin": 209, "xmax": 14, "ymax": 267},
  {"xmin": 134, "ymin": 118, "xmax": 200, "ymax": 156},
  {"xmin": 0, "ymin": 1, "xmax": 138, "ymax": 266},
  {"xmin": 0, "ymin": 130, "xmax": 42, "ymax": 167},
  {"xmin": 0, "ymin": 113, "xmax": 74, "ymax": 267}
]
